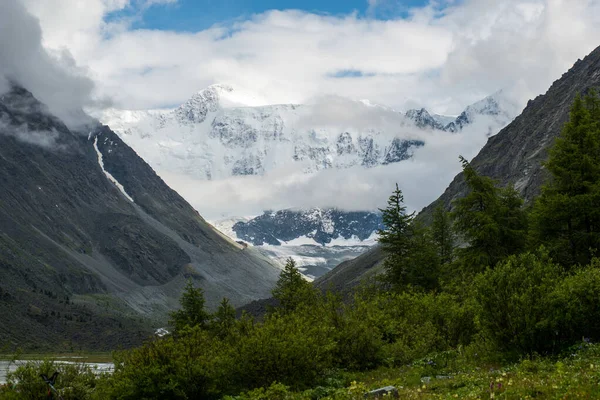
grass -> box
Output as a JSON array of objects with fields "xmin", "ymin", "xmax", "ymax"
[
  {"xmin": 233, "ymin": 342, "xmax": 600, "ymax": 399},
  {"xmin": 342, "ymin": 343, "xmax": 600, "ymax": 399}
]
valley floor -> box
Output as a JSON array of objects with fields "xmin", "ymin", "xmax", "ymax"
[{"xmin": 234, "ymin": 342, "xmax": 600, "ymax": 399}]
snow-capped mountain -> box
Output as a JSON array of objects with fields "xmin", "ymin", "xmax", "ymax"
[
  {"xmin": 229, "ymin": 208, "xmax": 382, "ymax": 246},
  {"xmin": 212, "ymin": 208, "xmax": 382, "ymax": 279},
  {"xmin": 98, "ymin": 85, "xmax": 519, "ymax": 278},
  {"xmin": 100, "ymin": 84, "xmax": 516, "ymax": 182},
  {"xmin": 404, "ymin": 90, "xmax": 519, "ymax": 133},
  {"xmin": 443, "ymin": 91, "xmax": 519, "ymax": 133}
]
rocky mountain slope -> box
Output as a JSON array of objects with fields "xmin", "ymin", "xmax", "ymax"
[
  {"xmin": 0, "ymin": 86, "xmax": 281, "ymax": 351},
  {"xmin": 230, "ymin": 208, "xmax": 382, "ymax": 247},
  {"xmin": 315, "ymin": 44, "xmax": 600, "ymax": 293},
  {"xmin": 100, "ymin": 85, "xmax": 517, "ymax": 182},
  {"xmin": 213, "ymin": 208, "xmax": 382, "ymax": 279}
]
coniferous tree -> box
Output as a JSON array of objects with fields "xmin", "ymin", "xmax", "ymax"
[
  {"xmin": 169, "ymin": 280, "xmax": 210, "ymax": 332},
  {"xmin": 431, "ymin": 204, "xmax": 455, "ymax": 265},
  {"xmin": 377, "ymin": 184, "xmax": 415, "ymax": 287},
  {"xmin": 531, "ymin": 90, "xmax": 600, "ymax": 266},
  {"xmin": 403, "ymin": 222, "xmax": 441, "ymax": 290},
  {"xmin": 452, "ymin": 156, "xmax": 527, "ymax": 272},
  {"xmin": 377, "ymin": 184, "xmax": 440, "ymax": 289},
  {"xmin": 272, "ymin": 258, "xmax": 316, "ymax": 313},
  {"xmin": 210, "ymin": 297, "xmax": 236, "ymax": 338}
]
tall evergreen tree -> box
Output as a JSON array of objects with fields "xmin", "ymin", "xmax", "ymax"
[
  {"xmin": 272, "ymin": 258, "xmax": 316, "ymax": 313},
  {"xmin": 452, "ymin": 157, "xmax": 527, "ymax": 272},
  {"xmin": 377, "ymin": 184, "xmax": 415, "ymax": 287},
  {"xmin": 169, "ymin": 280, "xmax": 210, "ymax": 332},
  {"xmin": 377, "ymin": 184, "xmax": 440, "ymax": 289},
  {"xmin": 531, "ymin": 90, "xmax": 600, "ymax": 266},
  {"xmin": 431, "ymin": 205, "xmax": 455, "ymax": 265},
  {"xmin": 210, "ymin": 297, "xmax": 236, "ymax": 338}
]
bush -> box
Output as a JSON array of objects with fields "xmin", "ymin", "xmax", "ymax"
[
  {"xmin": 0, "ymin": 359, "xmax": 99, "ymax": 400},
  {"xmin": 102, "ymin": 327, "xmax": 232, "ymax": 399},
  {"xmin": 234, "ymin": 309, "xmax": 336, "ymax": 391},
  {"xmin": 333, "ymin": 297, "xmax": 385, "ymax": 371},
  {"xmin": 549, "ymin": 258, "xmax": 600, "ymax": 343},
  {"xmin": 473, "ymin": 250, "xmax": 565, "ymax": 355}
]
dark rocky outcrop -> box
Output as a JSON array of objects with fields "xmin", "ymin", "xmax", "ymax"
[{"xmin": 233, "ymin": 208, "xmax": 382, "ymax": 246}]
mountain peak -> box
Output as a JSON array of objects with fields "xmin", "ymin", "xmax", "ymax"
[
  {"xmin": 192, "ymin": 83, "xmax": 267, "ymax": 108},
  {"xmin": 405, "ymin": 107, "xmax": 445, "ymax": 130},
  {"xmin": 172, "ymin": 83, "xmax": 269, "ymax": 124}
]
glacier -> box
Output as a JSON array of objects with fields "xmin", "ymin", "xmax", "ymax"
[{"xmin": 97, "ymin": 84, "xmax": 520, "ymax": 277}]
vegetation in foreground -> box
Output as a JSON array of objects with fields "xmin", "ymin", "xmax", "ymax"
[{"xmin": 2, "ymin": 91, "xmax": 600, "ymax": 399}]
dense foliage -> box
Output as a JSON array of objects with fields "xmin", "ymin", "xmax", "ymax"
[
  {"xmin": 3, "ymin": 92, "xmax": 600, "ymax": 399},
  {"xmin": 531, "ymin": 90, "xmax": 600, "ymax": 266}
]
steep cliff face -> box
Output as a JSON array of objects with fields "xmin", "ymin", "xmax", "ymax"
[
  {"xmin": 422, "ymin": 46, "xmax": 600, "ymax": 214},
  {"xmin": 315, "ymin": 45, "xmax": 600, "ymax": 293},
  {"xmin": 0, "ymin": 86, "xmax": 281, "ymax": 350}
]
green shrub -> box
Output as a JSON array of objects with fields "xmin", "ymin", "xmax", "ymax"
[
  {"xmin": 102, "ymin": 327, "xmax": 232, "ymax": 399},
  {"xmin": 333, "ymin": 299, "xmax": 385, "ymax": 371},
  {"xmin": 0, "ymin": 359, "xmax": 99, "ymax": 400},
  {"xmin": 473, "ymin": 250, "xmax": 565, "ymax": 355},
  {"xmin": 234, "ymin": 309, "xmax": 336, "ymax": 391},
  {"xmin": 549, "ymin": 258, "xmax": 600, "ymax": 343}
]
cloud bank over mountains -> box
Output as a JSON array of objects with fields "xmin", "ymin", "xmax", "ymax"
[
  {"xmin": 20, "ymin": 0, "xmax": 600, "ymax": 115},
  {"xmin": 164, "ymin": 117, "xmax": 501, "ymax": 219},
  {"xmin": 5, "ymin": 0, "xmax": 600, "ymax": 219},
  {"xmin": 0, "ymin": 0, "xmax": 98, "ymax": 128}
]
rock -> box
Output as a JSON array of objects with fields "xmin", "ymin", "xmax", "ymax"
[{"xmin": 365, "ymin": 386, "xmax": 399, "ymax": 399}]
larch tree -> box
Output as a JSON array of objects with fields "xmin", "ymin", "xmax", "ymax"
[
  {"xmin": 169, "ymin": 279, "xmax": 211, "ymax": 333},
  {"xmin": 531, "ymin": 90, "xmax": 600, "ymax": 266},
  {"xmin": 452, "ymin": 157, "xmax": 527, "ymax": 272}
]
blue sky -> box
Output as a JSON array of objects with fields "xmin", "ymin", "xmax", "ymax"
[{"xmin": 110, "ymin": 0, "xmax": 431, "ymax": 32}]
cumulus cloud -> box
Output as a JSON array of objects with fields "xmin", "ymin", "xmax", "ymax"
[
  {"xmin": 22, "ymin": 0, "xmax": 600, "ymax": 116},
  {"xmin": 0, "ymin": 0, "xmax": 97, "ymax": 129}
]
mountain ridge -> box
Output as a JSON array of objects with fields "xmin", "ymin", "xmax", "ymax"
[
  {"xmin": 99, "ymin": 86, "xmax": 518, "ymax": 182},
  {"xmin": 0, "ymin": 85, "xmax": 281, "ymax": 350},
  {"xmin": 315, "ymin": 44, "xmax": 600, "ymax": 294}
]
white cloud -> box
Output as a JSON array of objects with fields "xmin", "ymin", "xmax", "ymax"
[
  {"xmin": 10, "ymin": 0, "xmax": 600, "ymax": 217},
  {"xmin": 19, "ymin": 0, "xmax": 600, "ymax": 115},
  {"xmin": 0, "ymin": 115, "xmax": 62, "ymax": 149},
  {"xmin": 0, "ymin": 0, "xmax": 97, "ymax": 129},
  {"xmin": 157, "ymin": 114, "xmax": 497, "ymax": 220}
]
